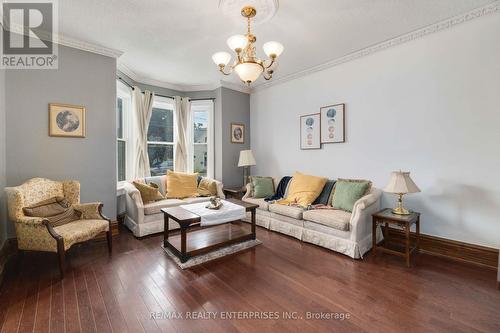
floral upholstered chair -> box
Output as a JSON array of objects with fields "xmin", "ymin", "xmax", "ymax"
[{"xmin": 5, "ymin": 178, "xmax": 112, "ymax": 278}]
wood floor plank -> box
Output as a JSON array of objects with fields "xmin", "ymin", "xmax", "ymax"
[
  {"xmin": 33, "ymin": 256, "xmax": 52, "ymax": 333},
  {"xmin": 62, "ymin": 270, "xmax": 81, "ymax": 333},
  {"xmin": 84, "ymin": 269, "xmax": 113, "ymax": 333},
  {"xmin": 1, "ymin": 224, "xmax": 499, "ymax": 333},
  {"xmin": 74, "ymin": 267, "xmax": 97, "ymax": 333}
]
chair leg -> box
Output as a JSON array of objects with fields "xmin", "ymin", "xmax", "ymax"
[
  {"xmin": 106, "ymin": 230, "xmax": 112, "ymax": 254},
  {"xmin": 57, "ymin": 238, "xmax": 65, "ymax": 279}
]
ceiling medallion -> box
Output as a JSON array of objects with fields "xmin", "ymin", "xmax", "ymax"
[{"xmin": 212, "ymin": 5, "xmax": 284, "ymax": 85}]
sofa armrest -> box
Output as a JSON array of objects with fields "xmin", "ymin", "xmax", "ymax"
[
  {"xmin": 349, "ymin": 188, "xmax": 382, "ymax": 242},
  {"xmin": 214, "ymin": 180, "xmax": 226, "ymax": 199},
  {"xmin": 74, "ymin": 202, "xmax": 106, "ymax": 220},
  {"xmin": 242, "ymin": 183, "xmax": 253, "ymax": 200},
  {"xmin": 123, "ymin": 182, "xmax": 144, "ymax": 207}
]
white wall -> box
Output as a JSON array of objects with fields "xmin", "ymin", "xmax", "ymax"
[{"xmin": 250, "ymin": 14, "xmax": 500, "ymax": 248}]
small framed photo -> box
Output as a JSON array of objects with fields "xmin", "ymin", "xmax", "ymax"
[
  {"xmin": 49, "ymin": 103, "xmax": 86, "ymax": 138},
  {"xmin": 320, "ymin": 103, "xmax": 345, "ymax": 143},
  {"xmin": 231, "ymin": 123, "xmax": 245, "ymax": 144},
  {"xmin": 300, "ymin": 113, "xmax": 321, "ymax": 149}
]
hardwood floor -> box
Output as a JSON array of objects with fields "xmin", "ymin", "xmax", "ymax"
[{"xmin": 0, "ymin": 223, "xmax": 499, "ymax": 333}]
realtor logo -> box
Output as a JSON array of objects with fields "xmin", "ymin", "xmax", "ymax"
[{"xmin": 1, "ymin": 0, "xmax": 58, "ymax": 69}]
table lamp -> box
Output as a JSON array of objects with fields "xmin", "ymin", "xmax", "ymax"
[
  {"xmin": 238, "ymin": 150, "xmax": 256, "ymax": 188},
  {"xmin": 384, "ymin": 171, "xmax": 420, "ymax": 215}
]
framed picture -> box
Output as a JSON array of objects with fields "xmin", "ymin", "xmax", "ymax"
[
  {"xmin": 300, "ymin": 113, "xmax": 321, "ymax": 149},
  {"xmin": 320, "ymin": 103, "xmax": 345, "ymax": 143},
  {"xmin": 231, "ymin": 123, "xmax": 245, "ymax": 143},
  {"xmin": 49, "ymin": 103, "xmax": 86, "ymax": 138}
]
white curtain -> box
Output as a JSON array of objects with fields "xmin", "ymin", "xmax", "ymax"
[
  {"xmin": 132, "ymin": 87, "xmax": 155, "ymax": 178},
  {"xmin": 174, "ymin": 96, "xmax": 191, "ymax": 172}
]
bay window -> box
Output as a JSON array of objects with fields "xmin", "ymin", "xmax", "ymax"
[
  {"xmin": 117, "ymin": 81, "xmax": 132, "ymax": 182},
  {"xmin": 148, "ymin": 97, "xmax": 175, "ymax": 176},
  {"xmin": 190, "ymin": 100, "xmax": 214, "ymax": 178},
  {"xmin": 116, "ymin": 78, "xmax": 214, "ymax": 181}
]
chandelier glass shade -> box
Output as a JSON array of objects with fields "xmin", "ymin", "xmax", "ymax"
[{"xmin": 212, "ymin": 6, "xmax": 284, "ymax": 85}]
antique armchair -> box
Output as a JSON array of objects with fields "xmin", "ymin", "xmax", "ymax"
[{"xmin": 5, "ymin": 178, "xmax": 112, "ymax": 278}]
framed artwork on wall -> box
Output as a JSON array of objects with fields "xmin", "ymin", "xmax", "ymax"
[
  {"xmin": 320, "ymin": 103, "xmax": 345, "ymax": 143},
  {"xmin": 231, "ymin": 123, "xmax": 245, "ymax": 143},
  {"xmin": 49, "ymin": 103, "xmax": 86, "ymax": 138},
  {"xmin": 300, "ymin": 113, "xmax": 321, "ymax": 149}
]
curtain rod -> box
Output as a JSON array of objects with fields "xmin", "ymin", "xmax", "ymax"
[{"xmin": 117, "ymin": 76, "xmax": 215, "ymax": 102}]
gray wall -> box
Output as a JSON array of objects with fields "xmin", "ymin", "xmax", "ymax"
[
  {"xmin": 5, "ymin": 45, "xmax": 117, "ymax": 238},
  {"xmin": 219, "ymin": 87, "xmax": 250, "ymax": 188},
  {"xmin": 0, "ymin": 69, "xmax": 6, "ymax": 246}
]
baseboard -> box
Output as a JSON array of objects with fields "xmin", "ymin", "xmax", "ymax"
[
  {"xmin": 387, "ymin": 227, "xmax": 499, "ymax": 270},
  {"xmin": 0, "ymin": 238, "xmax": 18, "ymax": 285}
]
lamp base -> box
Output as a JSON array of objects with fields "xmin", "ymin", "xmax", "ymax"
[
  {"xmin": 392, "ymin": 193, "xmax": 412, "ymax": 215},
  {"xmin": 391, "ymin": 207, "xmax": 411, "ymax": 215}
]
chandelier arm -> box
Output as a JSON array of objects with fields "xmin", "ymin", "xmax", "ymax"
[
  {"xmin": 219, "ymin": 65, "xmax": 232, "ymax": 76},
  {"xmin": 263, "ymin": 71, "xmax": 273, "ymax": 81},
  {"xmin": 263, "ymin": 58, "xmax": 275, "ymax": 69}
]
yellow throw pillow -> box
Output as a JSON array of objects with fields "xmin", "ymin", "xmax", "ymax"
[
  {"xmin": 283, "ymin": 172, "xmax": 328, "ymax": 207},
  {"xmin": 166, "ymin": 170, "xmax": 199, "ymax": 198},
  {"xmin": 198, "ymin": 178, "xmax": 218, "ymax": 197},
  {"xmin": 133, "ymin": 181, "xmax": 164, "ymax": 204}
]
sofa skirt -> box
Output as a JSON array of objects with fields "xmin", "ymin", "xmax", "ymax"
[
  {"xmin": 124, "ymin": 214, "xmax": 180, "ymax": 237},
  {"xmin": 243, "ymin": 209, "xmax": 383, "ymax": 259}
]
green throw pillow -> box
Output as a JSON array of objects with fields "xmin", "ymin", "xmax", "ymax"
[
  {"xmin": 251, "ymin": 177, "xmax": 274, "ymax": 198},
  {"xmin": 331, "ymin": 180, "xmax": 370, "ymax": 212}
]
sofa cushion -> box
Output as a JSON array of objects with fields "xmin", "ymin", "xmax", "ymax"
[
  {"xmin": 269, "ymin": 204, "xmax": 303, "ymax": 219},
  {"xmin": 133, "ymin": 181, "xmax": 164, "ymax": 204},
  {"xmin": 331, "ymin": 179, "xmax": 370, "ymax": 212},
  {"xmin": 281, "ymin": 172, "xmax": 327, "ymax": 207},
  {"xmin": 144, "ymin": 199, "xmax": 184, "ymax": 215},
  {"xmin": 144, "ymin": 176, "xmax": 166, "ymax": 196},
  {"xmin": 243, "ymin": 197, "xmax": 269, "ymax": 211},
  {"xmin": 303, "ymin": 209, "xmax": 351, "ymax": 231},
  {"xmin": 197, "ymin": 178, "xmax": 218, "ymax": 196},
  {"xmin": 251, "ymin": 176, "xmax": 275, "ymax": 198},
  {"xmin": 166, "ymin": 170, "xmax": 199, "ymax": 199},
  {"xmin": 55, "ymin": 219, "xmax": 109, "ymax": 250}
]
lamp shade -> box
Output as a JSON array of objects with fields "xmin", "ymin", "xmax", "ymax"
[
  {"xmin": 234, "ymin": 62, "xmax": 263, "ymax": 84},
  {"xmin": 384, "ymin": 171, "xmax": 421, "ymax": 194},
  {"xmin": 227, "ymin": 34, "xmax": 248, "ymax": 51},
  {"xmin": 263, "ymin": 41, "xmax": 284, "ymax": 58},
  {"xmin": 238, "ymin": 150, "xmax": 256, "ymax": 167},
  {"xmin": 212, "ymin": 52, "xmax": 231, "ymax": 66}
]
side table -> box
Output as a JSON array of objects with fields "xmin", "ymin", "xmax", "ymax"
[
  {"xmin": 223, "ymin": 187, "xmax": 246, "ymax": 200},
  {"xmin": 372, "ymin": 208, "xmax": 420, "ymax": 267}
]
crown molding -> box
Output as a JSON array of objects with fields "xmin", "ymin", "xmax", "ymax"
[
  {"xmin": 54, "ymin": 35, "xmax": 123, "ymax": 58},
  {"xmin": 117, "ymin": 62, "xmax": 251, "ymax": 94},
  {"xmin": 4, "ymin": 22, "xmax": 123, "ymax": 58},
  {"xmin": 252, "ymin": 1, "xmax": 500, "ymax": 92}
]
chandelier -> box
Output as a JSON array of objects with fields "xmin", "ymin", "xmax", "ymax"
[{"xmin": 212, "ymin": 6, "xmax": 284, "ymax": 85}]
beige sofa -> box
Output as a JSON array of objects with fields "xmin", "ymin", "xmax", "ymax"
[
  {"xmin": 242, "ymin": 177, "xmax": 383, "ymax": 259},
  {"xmin": 123, "ymin": 176, "xmax": 224, "ymax": 237}
]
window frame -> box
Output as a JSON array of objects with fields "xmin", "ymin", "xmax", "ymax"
[
  {"xmin": 117, "ymin": 80, "xmax": 132, "ymax": 182},
  {"xmin": 189, "ymin": 99, "xmax": 214, "ymax": 179},
  {"xmin": 147, "ymin": 96, "xmax": 176, "ymax": 176}
]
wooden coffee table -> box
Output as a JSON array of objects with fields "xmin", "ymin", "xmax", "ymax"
[{"xmin": 161, "ymin": 199, "xmax": 258, "ymax": 263}]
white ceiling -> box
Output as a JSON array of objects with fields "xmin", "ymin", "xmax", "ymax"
[{"xmin": 60, "ymin": 0, "xmax": 496, "ymax": 90}]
